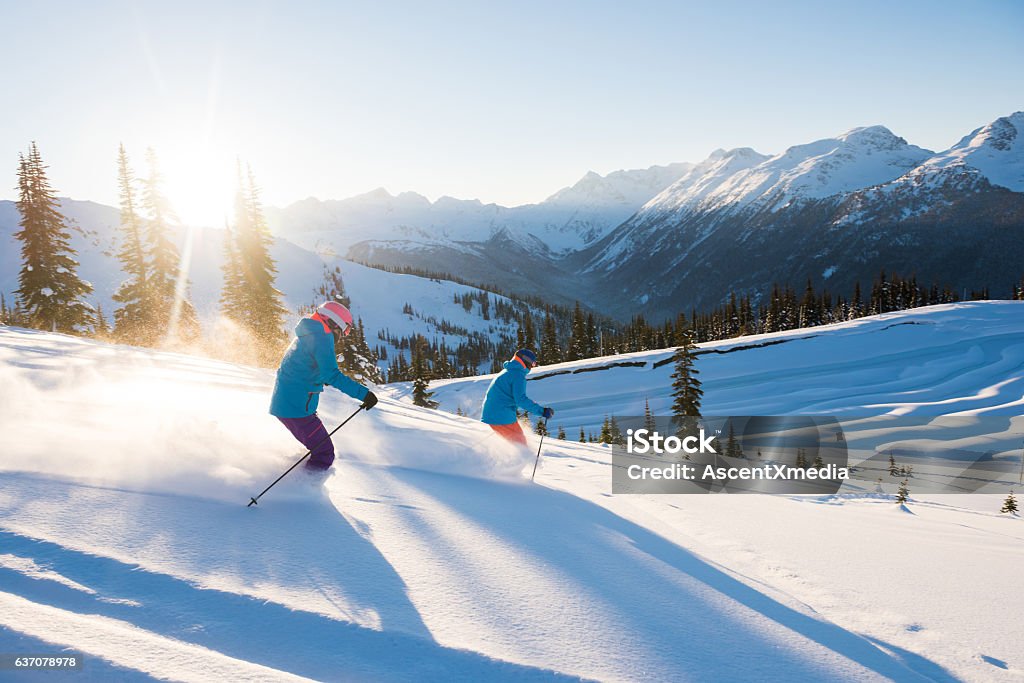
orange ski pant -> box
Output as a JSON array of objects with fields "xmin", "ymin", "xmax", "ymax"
[{"xmin": 489, "ymin": 422, "xmax": 528, "ymax": 446}]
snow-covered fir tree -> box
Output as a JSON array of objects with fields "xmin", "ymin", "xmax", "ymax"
[
  {"xmin": 1001, "ymin": 491, "xmax": 1018, "ymax": 514},
  {"xmin": 896, "ymin": 479, "xmax": 910, "ymax": 504},
  {"xmin": 13, "ymin": 143, "xmax": 94, "ymax": 333}
]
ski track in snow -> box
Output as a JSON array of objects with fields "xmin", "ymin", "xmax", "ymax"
[{"xmin": 0, "ymin": 302, "xmax": 1022, "ymax": 680}]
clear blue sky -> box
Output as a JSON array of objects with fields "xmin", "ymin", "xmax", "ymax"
[{"xmin": 1, "ymin": 0, "xmax": 1022, "ymax": 225}]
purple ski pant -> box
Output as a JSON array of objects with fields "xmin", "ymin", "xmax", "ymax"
[{"xmin": 277, "ymin": 414, "xmax": 335, "ymax": 470}]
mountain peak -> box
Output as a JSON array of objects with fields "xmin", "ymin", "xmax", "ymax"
[
  {"xmin": 357, "ymin": 187, "xmax": 395, "ymax": 202},
  {"xmin": 837, "ymin": 125, "xmax": 908, "ymax": 148},
  {"xmin": 543, "ymin": 163, "xmax": 692, "ymax": 206},
  {"xmin": 905, "ymin": 111, "xmax": 1024, "ymax": 192}
]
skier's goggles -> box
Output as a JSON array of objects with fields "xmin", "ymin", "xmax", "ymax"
[{"xmin": 328, "ymin": 319, "xmax": 352, "ymax": 336}]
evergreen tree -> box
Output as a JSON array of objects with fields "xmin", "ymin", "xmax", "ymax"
[
  {"xmin": 219, "ymin": 221, "xmax": 245, "ymax": 323},
  {"xmin": 599, "ymin": 416, "xmax": 612, "ymax": 444},
  {"xmin": 608, "ymin": 416, "xmax": 623, "ymax": 445},
  {"xmin": 849, "ymin": 281, "xmax": 863, "ymax": 319},
  {"xmin": 795, "ymin": 448, "xmax": 807, "ymax": 469},
  {"xmin": 585, "ymin": 312, "xmax": 598, "ymax": 357},
  {"xmin": 521, "ymin": 309, "xmax": 536, "ymax": 350},
  {"xmin": 896, "ymin": 479, "xmax": 910, "ymax": 504},
  {"xmin": 888, "ymin": 453, "xmax": 899, "ymax": 477},
  {"xmin": 111, "ymin": 144, "xmax": 150, "ymax": 344},
  {"xmin": 539, "ymin": 311, "xmax": 561, "ymax": 365},
  {"xmin": 725, "ymin": 422, "xmax": 743, "ymax": 459},
  {"xmin": 411, "ymin": 337, "xmax": 438, "ymax": 408},
  {"xmin": 557, "ymin": 425, "xmax": 566, "ymax": 440},
  {"xmin": 579, "ymin": 427, "xmax": 586, "ymax": 443},
  {"xmin": 643, "ymin": 398, "xmax": 656, "ymax": 432},
  {"xmin": 799, "ymin": 279, "xmax": 820, "ymax": 328},
  {"xmin": 221, "ymin": 162, "xmax": 289, "ymax": 365},
  {"xmin": 94, "ymin": 303, "xmax": 111, "ymax": 339},
  {"xmin": 670, "ymin": 328, "xmax": 703, "ymax": 432},
  {"xmin": 567, "ymin": 301, "xmax": 588, "ymax": 361},
  {"xmin": 535, "ymin": 419, "xmax": 548, "ymax": 436},
  {"xmin": 1001, "ymin": 491, "xmax": 1019, "ymax": 514},
  {"xmin": 140, "ymin": 149, "xmax": 200, "ymax": 345},
  {"xmin": 13, "ymin": 143, "xmax": 94, "ymax": 333}
]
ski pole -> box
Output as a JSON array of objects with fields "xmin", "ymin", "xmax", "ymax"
[
  {"xmin": 248, "ymin": 405, "xmax": 365, "ymax": 507},
  {"xmin": 531, "ymin": 419, "xmax": 547, "ymax": 482}
]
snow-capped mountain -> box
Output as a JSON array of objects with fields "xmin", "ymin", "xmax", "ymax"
[
  {"xmin": 267, "ymin": 162, "xmax": 692, "ymax": 258},
  {"xmin": 589, "ymin": 127, "xmax": 933, "ymax": 271},
  {"xmin": 568, "ymin": 113, "xmax": 1024, "ymax": 319},
  {"xmin": 897, "ymin": 111, "xmax": 1024, "ymax": 193},
  {"xmin": 728, "ymin": 127, "xmax": 931, "ymax": 209}
]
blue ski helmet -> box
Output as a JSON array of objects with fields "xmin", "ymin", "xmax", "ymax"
[{"xmin": 515, "ymin": 348, "xmax": 538, "ymax": 367}]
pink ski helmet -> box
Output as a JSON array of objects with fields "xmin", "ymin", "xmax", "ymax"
[{"xmin": 317, "ymin": 301, "xmax": 354, "ymax": 336}]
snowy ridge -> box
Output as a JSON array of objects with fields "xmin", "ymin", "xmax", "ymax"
[
  {"xmin": 632, "ymin": 127, "xmax": 932, "ymax": 222},
  {"xmin": 889, "ymin": 111, "xmax": 1024, "ymax": 193},
  {"xmin": 267, "ymin": 163, "xmax": 693, "ymax": 257}
]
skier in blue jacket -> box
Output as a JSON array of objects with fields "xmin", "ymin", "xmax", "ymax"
[
  {"xmin": 270, "ymin": 301, "xmax": 378, "ymax": 471},
  {"xmin": 481, "ymin": 348, "xmax": 553, "ymax": 446}
]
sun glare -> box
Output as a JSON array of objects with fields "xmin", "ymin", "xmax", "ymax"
[{"xmin": 155, "ymin": 142, "xmax": 235, "ymax": 228}]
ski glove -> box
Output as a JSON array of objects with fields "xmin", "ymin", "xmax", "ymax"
[
  {"xmin": 542, "ymin": 407, "xmax": 554, "ymax": 420},
  {"xmin": 361, "ymin": 391, "xmax": 378, "ymax": 411}
]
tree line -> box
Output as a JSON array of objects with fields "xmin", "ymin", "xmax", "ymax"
[{"xmin": 3, "ymin": 142, "xmax": 289, "ymax": 366}]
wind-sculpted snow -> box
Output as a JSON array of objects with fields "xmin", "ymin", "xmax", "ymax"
[{"xmin": 430, "ymin": 302, "xmax": 1024, "ymax": 432}]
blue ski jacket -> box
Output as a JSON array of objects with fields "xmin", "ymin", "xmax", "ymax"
[
  {"xmin": 480, "ymin": 358, "xmax": 544, "ymax": 425},
  {"xmin": 269, "ymin": 317, "xmax": 369, "ymax": 418}
]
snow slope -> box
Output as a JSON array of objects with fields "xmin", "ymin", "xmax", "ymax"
[
  {"xmin": 326, "ymin": 259, "xmax": 536, "ymax": 372},
  {"xmin": 428, "ymin": 301, "xmax": 1024, "ymax": 432},
  {"xmin": 1, "ymin": 302, "xmax": 1023, "ymax": 680}
]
